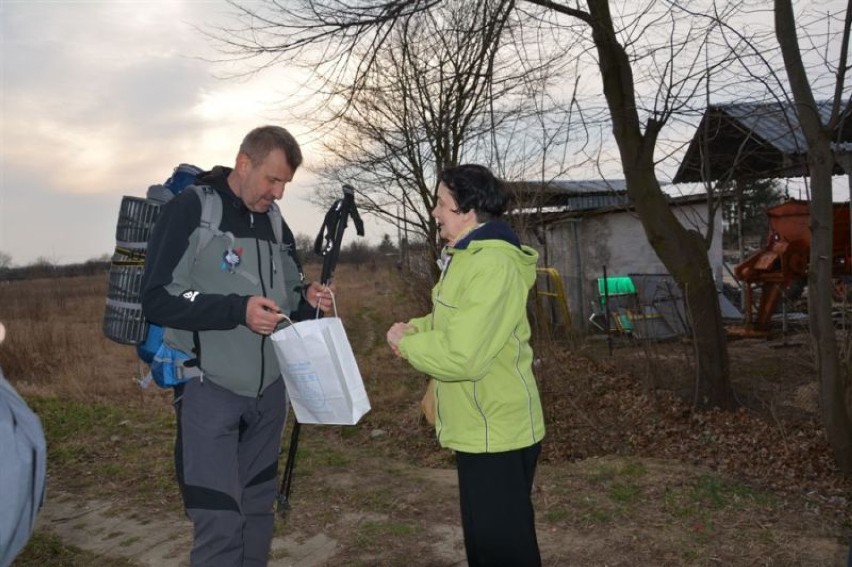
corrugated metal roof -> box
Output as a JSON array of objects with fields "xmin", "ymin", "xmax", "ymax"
[
  {"xmin": 544, "ymin": 179, "xmax": 629, "ymax": 193},
  {"xmin": 508, "ymin": 179, "xmax": 683, "ymax": 213},
  {"xmin": 512, "ymin": 193, "xmax": 710, "ymax": 225},
  {"xmin": 559, "ymin": 193, "xmax": 631, "ymax": 211},
  {"xmin": 674, "ymin": 99, "xmax": 852, "ymax": 183},
  {"xmin": 507, "ymin": 179, "xmax": 630, "ymax": 212},
  {"xmin": 717, "ymin": 100, "xmax": 837, "ymax": 155}
]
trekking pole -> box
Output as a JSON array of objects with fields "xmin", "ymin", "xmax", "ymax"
[{"xmin": 277, "ymin": 184, "xmax": 364, "ymax": 517}]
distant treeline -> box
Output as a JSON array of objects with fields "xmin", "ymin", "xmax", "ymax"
[
  {"xmin": 0, "ymin": 237, "xmax": 415, "ymax": 282},
  {"xmin": 0, "ymin": 259, "xmax": 111, "ymax": 282}
]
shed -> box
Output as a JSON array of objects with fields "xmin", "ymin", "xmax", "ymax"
[{"xmin": 508, "ymin": 180, "xmax": 723, "ymax": 332}]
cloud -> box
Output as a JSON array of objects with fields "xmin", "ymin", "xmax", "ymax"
[
  {"xmin": 3, "ymin": 1, "xmax": 226, "ymax": 194},
  {"xmin": 0, "ymin": 0, "xmax": 382, "ymax": 266}
]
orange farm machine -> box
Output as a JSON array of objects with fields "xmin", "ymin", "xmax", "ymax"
[{"xmin": 734, "ymin": 199, "xmax": 852, "ymax": 332}]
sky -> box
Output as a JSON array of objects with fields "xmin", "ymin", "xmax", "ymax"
[
  {"xmin": 2, "ymin": 1, "xmax": 850, "ymax": 267},
  {"xmin": 0, "ymin": 0, "xmax": 379, "ymax": 267}
]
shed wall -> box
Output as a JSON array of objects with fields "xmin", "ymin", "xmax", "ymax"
[{"xmin": 525, "ymin": 203, "xmax": 723, "ymax": 329}]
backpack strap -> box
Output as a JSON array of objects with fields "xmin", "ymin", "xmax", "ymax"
[
  {"xmin": 188, "ymin": 184, "xmax": 262, "ymax": 286},
  {"xmin": 268, "ymin": 202, "xmax": 284, "ymax": 246},
  {"xmin": 270, "ymin": 202, "xmax": 303, "ymax": 274},
  {"xmin": 188, "ymin": 184, "xmax": 296, "ymax": 294},
  {"xmin": 190, "ymin": 185, "xmax": 225, "ymax": 258},
  {"xmin": 267, "ymin": 202, "xmax": 301, "ymax": 302}
]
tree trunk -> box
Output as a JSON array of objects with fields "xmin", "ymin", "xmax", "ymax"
[
  {"xmin": 775, "ymin": 0, "xmax": 852, "ymax": 472},
  {"xmin": 679, "ymin": 230, "xmax": 732, "ymax": 407},
  {"xmin": 586, "ymin": 0, "xmax": 733, "ymax": 408},
  {"xmin": 808, "ymin": 152, "xmax": 852, "ymax": 473}
]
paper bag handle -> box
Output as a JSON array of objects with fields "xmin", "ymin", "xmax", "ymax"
[
  {"xmin": 313, "ymin": 287, "xmax": 338, "ymax": 319},
  {"xmin": 273, "ymin": 288, "xmax": 338, "ymax": 336}
]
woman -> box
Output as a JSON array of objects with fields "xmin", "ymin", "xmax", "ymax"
[{"xmin": 387, "ymin": 164, "xmax": 545, "ymax": 567}]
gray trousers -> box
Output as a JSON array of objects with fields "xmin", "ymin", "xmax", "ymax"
[{"xmin": 175, "ymin": 376, "xmax": 288, "ymax": 567}]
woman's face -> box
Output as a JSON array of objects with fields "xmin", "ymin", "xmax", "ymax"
[{"xmin": 432, "ymin": 182, "xmax": 477, "ymax": 242}]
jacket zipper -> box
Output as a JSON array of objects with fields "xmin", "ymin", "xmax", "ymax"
[{"xmin": 253, "ymin": 213, "xmax": 268, "ymax": 399}]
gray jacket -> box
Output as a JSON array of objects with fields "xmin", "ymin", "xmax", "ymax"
[
  {"xmin": 0, "ymin": 368, "xmax": 46, "ymax": 567},
  {"xmin": 141, "ymin": 167, "xmax": 311, "ymax": 397}
]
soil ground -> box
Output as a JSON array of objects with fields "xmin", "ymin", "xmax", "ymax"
[
  {"xmin": 5, "ymin": 269, "xmax": 852, "ymax": 566},
  {"xmin": 21, "ymin": 330, "xmax": 852, "ymax": 566},
  {"xmin": 27, "ymin": 426, "xmax": 851, "ymax": 567},
  {"xmin": 31, "ymin": 450, "xmax": 850, "ymax": 567}
]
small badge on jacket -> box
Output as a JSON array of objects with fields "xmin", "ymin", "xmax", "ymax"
[{"xmin": 221, "ymin": 247, "xmax": 243, "ymax": 273}]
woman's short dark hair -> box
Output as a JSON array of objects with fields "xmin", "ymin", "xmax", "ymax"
[{"xmin": 439, "ymin": 164, "xmax": 506, "ymax": 222}]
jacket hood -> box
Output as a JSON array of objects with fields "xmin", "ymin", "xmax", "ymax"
[
  {"xmin": 198, "ymin": 166, "xmax": 251, "ymax": 213},
  {"xmin": 451, "ymin": 220, "xmax": 539, "ymax": 287},
  {"xmin": 454, "ymin": 219, "xmax": 520, "ymax": 249},
  {"xmin": 198, "ymin": 166, "xmax": 230, "ymax": 188}
]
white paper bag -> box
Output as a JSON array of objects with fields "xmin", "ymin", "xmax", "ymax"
[{"xmin": 271, "ymin": 317, "xmax": 370, "ymax": 425}]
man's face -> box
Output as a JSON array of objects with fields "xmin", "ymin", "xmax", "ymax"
[{"xmin": 236, "ymin": 148, "xmax": 295, "ymax": 213}]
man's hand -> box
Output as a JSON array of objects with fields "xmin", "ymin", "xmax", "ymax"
[
  {"xmin": 246, "ymin": 296, "xmax": 286, "ymax": 335},
  {"xmin": 305, "ymin": 281, "xmax": 335, "ymax": 314}
]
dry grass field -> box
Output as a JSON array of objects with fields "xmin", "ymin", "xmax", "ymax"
[{"xmin": 1, "ymin": 260, "xmax": 851, "ymax": 566}]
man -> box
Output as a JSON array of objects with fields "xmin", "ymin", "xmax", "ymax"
[{"xmin": 142, "ymin": 126, "xmax": 332, "ymax": 566}]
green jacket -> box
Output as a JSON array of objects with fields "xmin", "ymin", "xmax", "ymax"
[{"xmin": 399, "ymin": 221, "xmax": 545, "ymax": 453}]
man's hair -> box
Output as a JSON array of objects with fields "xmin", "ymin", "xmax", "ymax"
[
  {"xmin": 438, "ymin": 164, "xmax": 506, "ymax": 222},
  {"xmin": 239, "ymin": 126, "xmax": 303, "ymax": 171}
]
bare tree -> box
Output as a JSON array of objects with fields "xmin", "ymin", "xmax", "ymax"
[
  {"xmin": 516, "ymin": 0, "xmax": 744, "ymax": 408},
  {"xmin": 216, "ymin": 0, "xmax": 780, "ymax": 407},
  {"xmin": 216, "ymin": 1, "xmax": 581, "ymax": 264},
  {"xmin": 310, "ymin": 0, "xmax": 525, "ymax": 259},
  {"xmin": 774, "ymin": 0, "xmax": 852, "ymax": 472}
]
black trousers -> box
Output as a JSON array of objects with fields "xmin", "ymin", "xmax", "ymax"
[{"xmin": 455, "ymin": 442, "xmax": 542, "ymax": 567}]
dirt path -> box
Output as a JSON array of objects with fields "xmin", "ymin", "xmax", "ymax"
[
  {"xmin": 37, "ymin": 492, "xmax": 342, "ymax": 567},
  {"xmin": 34, "ymin": 456, "xmax": 850, "ymax": 566},
  {"xmin": 35, "ymin": 465, "xmax": 471, "ymax": 567}
]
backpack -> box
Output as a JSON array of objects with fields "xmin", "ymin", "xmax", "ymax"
[{"xmin": 103, "ymin": 164, "xmax": 285, "ymax": 388}]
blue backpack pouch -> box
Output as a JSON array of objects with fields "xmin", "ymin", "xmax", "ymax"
[
  {"xmin": 136, "ymin": 325, "xmax": 198, "ymax": 388},
  {"xmin": 148, "ymin": 342, "xmax": 200, "ymax": 388}
]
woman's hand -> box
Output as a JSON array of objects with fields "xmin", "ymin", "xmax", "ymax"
[{"xmin": 387, "ymin": 322, "xmax": 415, "ymax": 357}]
